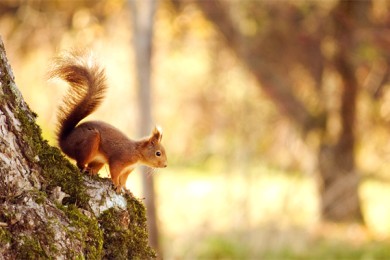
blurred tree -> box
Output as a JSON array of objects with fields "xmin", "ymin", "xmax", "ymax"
[
  {"xmin": 129, "ymin": 0, "xmax": 161, "ymax": 257},
  {"xmin": 170, "ymin": 0, "xmax": 390, "ymax": 222}
]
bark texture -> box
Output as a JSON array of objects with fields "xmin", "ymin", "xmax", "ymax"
[{"xmin": 0, "ymin": 37, "xmax": 155, "ymax": 259}]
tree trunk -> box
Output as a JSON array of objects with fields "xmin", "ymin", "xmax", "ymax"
[
  {"xmin": 318, "ymin": 145, "xmax": 362, "ymax": 222},
  {"xmin": 195, "ymin": 0, "xmax": 364, "ymax": 222},
  {"xmin": 129, "ymin": 0, "xmax": 161, "ymax": 257},
  {"xmin": 0, "ymin": 37, "xmax": 155, "ymax": 259},
  {"xmin": 317, "ymin": 0, "xmax": 364, "ymax": 222}
]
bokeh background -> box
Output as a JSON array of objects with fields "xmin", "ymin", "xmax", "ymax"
[{"xmin": 1, "ymin": 0, "xmax": 390, "ymax": 259}]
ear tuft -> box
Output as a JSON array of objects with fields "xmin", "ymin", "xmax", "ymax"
[
  {"xmin": 155, "ymin": 125, "xmax": 163, "ymax": 135},
  {"xmin": 151, "ymin": 125, "xmax": 163, "ymax": 143}
]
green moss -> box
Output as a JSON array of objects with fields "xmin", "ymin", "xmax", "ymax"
[
  {"xmin": 11, "ymin": 219, "xmax": 59, "ymax": 259},
  {"xmin": 32, "ymin": 190, "xmax": 47, "ymax": 205},
  {"xmin": 17, "ymin": 235, "xmax": 48, "ymax": 259},
  {"xmin": 60, "ymin": 204, "xmax": 103, "ymax": 259},
  {"xmin": 0, "ymin": 228, "xmax": 12, "ymax": 244},
  {"xmin": 37, "ymin": 144, "xmax": 89, "ymax": 207},
  {"xmin": 99, "ymin": 195, "xmax": 156, "ymax": 259}
]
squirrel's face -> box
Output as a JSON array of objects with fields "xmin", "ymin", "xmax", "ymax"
[
  {"xmin": 150, "ymin": 144, "xmax": 167, "ymax": 168},
  {"xmin": 142, "ymin": 126, "xmax": 168, "ymax": 168}
]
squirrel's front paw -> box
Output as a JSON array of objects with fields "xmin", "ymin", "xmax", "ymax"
[
  {"xmin": 114, "ymin": 184, "xmax": 123, "ymax": 194},
  {"xmin": 81, "ymin": 167, "xmax": 96, "ymax": 176}
]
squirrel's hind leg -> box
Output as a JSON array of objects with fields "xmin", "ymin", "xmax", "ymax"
[
  {"xmin": 75, "ymin": 129, "xmax": 101, "ymax": 173},
  {"xmin": 86, "ymin": 161, "xmax": 105, "ymax": 175}
]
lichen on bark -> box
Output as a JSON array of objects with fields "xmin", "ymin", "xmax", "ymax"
[{"xmin": 0, "ymin": 37, "xmax": 155, "ymax": 259}]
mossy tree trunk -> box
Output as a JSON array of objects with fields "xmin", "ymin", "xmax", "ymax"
[{"xmin": 0, "ymin": 37, "xmax": 155, "ymax": 259}]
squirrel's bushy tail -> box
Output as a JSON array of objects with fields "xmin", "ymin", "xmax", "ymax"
[{"xmin": 49, "ymin": 51, "xmax": 107, "ymax": 143}]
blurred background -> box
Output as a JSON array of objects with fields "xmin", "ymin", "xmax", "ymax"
[{"xmin": 1, "ymin": 0, "xmax": 390, "ymax": 259}]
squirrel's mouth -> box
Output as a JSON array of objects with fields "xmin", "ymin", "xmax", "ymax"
[{"xmin": 159, "ymin": 162, "xmax": 167, "ymax": 168}]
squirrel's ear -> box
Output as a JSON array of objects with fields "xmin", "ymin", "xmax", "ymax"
[{"xmin": 150, "ymin": 125, "xmax": 163, "ymax": 144}]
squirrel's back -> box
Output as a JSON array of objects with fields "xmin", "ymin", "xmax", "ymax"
[{"xmin": 49, "ymin": 51, "xmax": 107, "ymax": 145}]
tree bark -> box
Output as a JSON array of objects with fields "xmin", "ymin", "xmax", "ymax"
[{"xmin": 0, "ymin": 37, "xmax": 155, "ymax": 259}]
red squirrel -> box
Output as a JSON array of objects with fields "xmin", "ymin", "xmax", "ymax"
[{"xmin": 49, "ymin": 51, "xmax": 167, "ymax": 191}]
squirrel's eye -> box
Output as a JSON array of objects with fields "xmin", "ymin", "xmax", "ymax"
[{"xmin": 156, "ymin": 151, "xmax": 161, "ymax": 157}]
